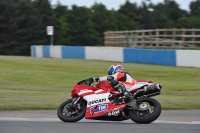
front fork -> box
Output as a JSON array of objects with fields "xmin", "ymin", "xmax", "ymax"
[{"xmin": 71, "ymin": 97, "xmax": 81, "ymax": 109}]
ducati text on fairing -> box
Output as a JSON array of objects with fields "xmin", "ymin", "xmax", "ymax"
[{"xmin": 88, "ymin": 98, "xmax": 107, "ymax": 106}]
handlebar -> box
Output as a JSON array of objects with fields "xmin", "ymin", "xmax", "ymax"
[{"xmin": 77, "ymin": 78, "xmax": 93, "ymax": 85}]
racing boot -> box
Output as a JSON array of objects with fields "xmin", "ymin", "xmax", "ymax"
[
  {"xmin": 126, "ymin": 99, "xmax": 138, "ymax": 110},
  {"xmin": 110, "ymin": 80, "xmax": 138, "ymax": 109},
  {"xmin": 110, "ymin": 80, "xmax": 132, "ymax": 100},
  {"xmin": 122, "ymin": 89, "xmax": 138, "ymax": 110}
]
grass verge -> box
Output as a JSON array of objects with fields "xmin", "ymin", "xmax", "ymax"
[{"xmin": 0, "ymin": 56, "xmax": 200, "ymax": 110}]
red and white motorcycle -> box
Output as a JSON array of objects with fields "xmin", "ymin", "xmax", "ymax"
[{"xmin": 57, "ymin": 78, "xmax": 162, "ymax": 124}]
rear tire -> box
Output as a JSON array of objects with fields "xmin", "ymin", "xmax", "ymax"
[
  {"xmin": 57, "ymin": 99, "xmax": 86, "ymax": 122},
  {"xmin": 128, "ymin": 97, "xmax": 161, "ymax": 124}
]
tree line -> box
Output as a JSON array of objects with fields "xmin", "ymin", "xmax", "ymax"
[{"xmin": 0, "ymin": 0, "xmax": 200, "ymax": 55}]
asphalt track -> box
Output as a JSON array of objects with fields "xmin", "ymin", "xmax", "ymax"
[{"xmin": 0, "ymin": 110, "xmax": 200, "ymax": 133}]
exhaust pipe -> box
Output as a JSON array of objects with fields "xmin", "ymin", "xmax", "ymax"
[{"xmin": 144, "ymin": 92, "xmax": 161, "ymax": 97}]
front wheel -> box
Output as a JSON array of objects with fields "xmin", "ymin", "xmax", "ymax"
[
  {"xmin": 128, "ymin": 97, "xmax": 161, "ymax": 124},
  {"xmin": 57, "ymin": 99, "xmax": 86, "ymax": 122}
]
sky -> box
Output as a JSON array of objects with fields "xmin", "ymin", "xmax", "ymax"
[{"xmin": 50, "ymin": 0, "xmax": 194, "ymax": 11}]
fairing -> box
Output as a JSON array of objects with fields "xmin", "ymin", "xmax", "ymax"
[
  {"xmin": 71, "ymin": 81, "xmax": 127, "ymax": 120},
  {"xmin": 70, "ymin": 80, "xmax": 161, "ymax": 120}
]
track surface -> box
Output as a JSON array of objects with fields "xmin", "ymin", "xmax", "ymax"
[{"xmin": 0, "ymin": 110, "xmax": 200, "ymax": 133}]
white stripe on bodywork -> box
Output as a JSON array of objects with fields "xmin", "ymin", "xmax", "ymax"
[
  {"xmin": 94, "ymin": 89, "xmax": 104, "ymax": 93},
  {"xmin": 78, "ymin": 90, "xmax": 93, "ymax": 95},
  {"xmin": 128, "ymin": 82, "xmax": 148, "ymax": 92}
]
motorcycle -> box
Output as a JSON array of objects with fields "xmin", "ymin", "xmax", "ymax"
[{"xmin": 57, "ymin": 78, "xmax": 162, "ymax": 124}]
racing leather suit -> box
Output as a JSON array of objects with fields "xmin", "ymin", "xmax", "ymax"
[{"xmin": 98, "ymin": 72, "xmax": 137, "ymax": 99}]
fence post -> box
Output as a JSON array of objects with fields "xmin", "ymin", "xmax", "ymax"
[
  {"xmin": 164, "ymin": 28, "xmax": 166, "ymax": 47},
  {"xmin": 192, "ymin": 28, "xmax": 196, "ymax": 47},
  {"xmin": 172, "ymin": 28, "xmax": 176, "ymax": 47},
  {"xmin": 141, "ymin": 31, "xmax": 145, "ymax": 47},
  {"xmin": 149, "ymin": 29, "xmax": 152, "ymax": 47},
  {"xmin": 104, "ymin": 32, "xmax": 107, "ymax": 46},
  {"xmin": 182, "ymin": 28, "xmax": 185, "ymax": 47},
  {"xmin": 156, "ymin": 29, "xmax": 159, "ymax": 47},
  {"xmin": 135, "ymin": 31, "xmax": 139, "ymax": 47}
]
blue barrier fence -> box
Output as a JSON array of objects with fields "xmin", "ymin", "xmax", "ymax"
[
  {"xmin": 62, "ymin": 46, "xmax": 85, "ymax": 59},
  {"xmin": 31, "ymin": 45, "xmax": 200, "ymax": 67},
  {"xmin": 42, "ymin": 45, "xmax": 50, "ymax": 58},
  {"xmin": 123, "ymin": 48, "xmax": 176, "ymax": 66},
  {"xmin": 31, "ymin": 45, "xmax": 36, "ymax": 57}
]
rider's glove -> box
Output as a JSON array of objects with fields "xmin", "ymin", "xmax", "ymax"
[
  {"xmin": 88, "ymin": 78, "xmax": 94, "ymax": 83},
  {"xmin": 107, "ymin": 76, "xmax": 114, "ymax": 81},
  {"xmin": 93, "ymin": 77, "xmax": 99, "ymax": 82}
]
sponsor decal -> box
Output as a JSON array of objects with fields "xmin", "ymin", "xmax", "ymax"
[
  {"xmin": 90, "ymin": 104, "xmax": 108, "ymax": 114},
  {"xmin": 108, "ymin": 109, "xmax": 120, "ymax": 116},
  {"xmin": 88, "ymin": 98, "xmax": 107, "ymax": 105}
]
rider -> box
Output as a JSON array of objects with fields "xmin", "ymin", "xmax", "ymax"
[
  {"xmin": 91, "ymin": 64, "xmax": 161, "ymax": 109},
  {"xmin": 92, "ymin": 64, "xmax": 137, "ymax": 100}
]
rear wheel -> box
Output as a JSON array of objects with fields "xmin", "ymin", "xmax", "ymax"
[
  {"xmin": 57, "ymin": 99, "xmax": 86, "ymax": 122},
  {"xmin": 128, "ymin": 97, "xmax": 161, "ymax": 124}
]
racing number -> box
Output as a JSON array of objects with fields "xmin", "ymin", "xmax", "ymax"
[{"xmin": 108, "ymin": 109, "xmax": 120, "ymax": 116}]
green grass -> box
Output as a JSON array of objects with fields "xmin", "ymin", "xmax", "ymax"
[{"xmin": 0, "ymin": 56, "xmax": 200, "ymax": 110}]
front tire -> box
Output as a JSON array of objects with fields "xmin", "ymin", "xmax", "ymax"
[
  {"xmin": 128, "ymin": 97, "xmax": 161, "ymax": 124},
  {"xmin": 57, "ymin": 99, "xmax": 86, "ymax": 122}
]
